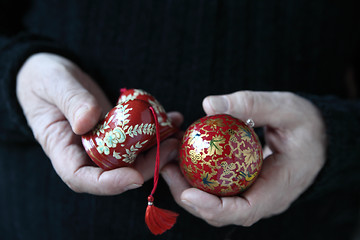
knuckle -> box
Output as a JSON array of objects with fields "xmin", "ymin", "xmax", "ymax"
[
  {"xmin": 61, "ymin": 88, "xmax": 91, "ymax": 123},
  {"xmin": 200, "ymin": 211, "xmax": 218, "ymax": 223},
  {"xmin": 233, "ymin": 90, "xmax": 255, "ymax": 117},
  {"xmin": 280, "ymin": 91, "xmax": 296, "ymax": 99},
  {"xmin": 34, "ymin": 125, "xmax": 55, "ymax": 156},
  {"xmin": 61, "ymin": 89, "xmax": 81, "ymax": 115},
  {"xmin": 233, "ymin": 201, "xmax": 259, "ymax": 227},
  {"xmin": 62, "ymin": 173, "xmax": 83, "ymax": 193},
  {"xmin": 44, "ymin": 62, "xmax": 72, "ymax": 85},
  {"xmin": 50, "ymin": 62, "xmax": 69, "ymax": 76},
  {"xmin": 241, "ymin": 212, "xmax": 259, "ymax": 227},
  {"xmin": 280, "ymin": 92, "xmax": 306, "ymax": 111},
  {"xmin": 283, "ymin": 92, "xmax": 300, "ymax": 108},
  {"xmin": 33, "ymin": 128, "xmax": 44, "ymax": 145},
  {"xmin": 42, "ymin": 122, "xmax": 66, "ymax": 154}
]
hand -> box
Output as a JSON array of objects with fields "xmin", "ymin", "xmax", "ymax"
[
  {"xmin": 161, "ymin": 91, "xmax": 326, "ymax": 226},
  {"xmin": 16, "ymin": 53, "xmax": 182, "ymax": 195}
]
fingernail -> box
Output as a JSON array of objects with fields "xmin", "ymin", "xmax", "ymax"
[
  {"xmin": 124, "ymin": 183, "xmax": 142, "ymax": 191},
  {"xmin": 181, "ymin": 199, "xmax": 198, "ymax": 212},
  {"xmin": 209, "ymin": 96, "xmax": 229, "ymax": 112}
]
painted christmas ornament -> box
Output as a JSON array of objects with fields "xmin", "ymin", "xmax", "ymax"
[
  {"xmin": 179, "ymin": 114, "xmax": 263, "ymax": 197},
  {"xmin": 82, "ymin": 88, "xmax": 177, "ymax": 170},
  {"xmin": 82, "ymin": 88, "xmax": 179, "ymax": 235}
]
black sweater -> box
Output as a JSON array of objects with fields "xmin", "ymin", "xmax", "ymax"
[{"xmin": 0, "ymin": 1, "xmax": 359, "ymax": 239}]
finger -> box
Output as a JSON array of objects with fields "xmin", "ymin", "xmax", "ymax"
[
  {"xmin": 162, "ymin": 155, "xmax": 291, "ymax": 227},
  {"xmin": 161, "ymin": 163, "xmax": 203, "ymax": 217},
  {"xmin": 162, "ymin": 164, "xmax": 250, "ymax": 227},
  {"xmin": 134, "ymin": 138, "xmax": 180, "ymax": 181},
  {"xmin": 202, "ymin": 91, "xmax": 305, "ymax": 128},
  {"xmin": 43, "ymin": 69, "xmax": 110, "ymax": 135},
  {"xmin": 71, "ymin": 165, "xmax": 144, "ymax": 195},
  {"xmin": 167, "ymin": 111, "xmax": 185, "ymax": 140},
  {"xmin": 161, "ymin": 163, "xmax": 191, "ymax": 203},
  {"xmin": 177, "ymin": 154, "xmax": 293, "ymax": 227},
  {"xmin": 235, "ymin": 154, "xmax": 298, "ymax": 224},
  {"xmin": 47, "ymin": 122, "xmax": 144, "ymax": 195},
  {"xmin": 180, "ymin": 188, "xmax": 250, "ymax": 227},
  {"xmin": 173, "ymin": 154, "xmax": 320, "ymax": 227},
  {"xmin": 77, "ymin": 72, "xmax": 113, "ymax": 117},
  {"xmin": 214, "ymin": 154, "xmax": 296, "ymax": 226},
  {"xmin": 16, "ymin": 53, "xmax": 111, "ymax": 135},
  {"xmin": 167, "ymin": 111, "xmax": 184, "ymax": 128}
]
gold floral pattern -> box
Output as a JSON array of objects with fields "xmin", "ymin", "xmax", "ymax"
[
  {"xmin": 199, "ymin": 172, "xmax": 219, "ymax": 190},
  {"xmin": 208, "ymin": 135, "xmax": 225, "ymax": 155},
  {"xmin": 93, "ymin": 117, "xmax": 111, "ymax": 136},
  {"xmin": 82, "ymin": 88, "xmax": 178, "ymax": 170},
  {"xmin": 204, "ymin": 118, "xmax": 224, "ymax": 129},
  {"xmin": 117, "ymin": 89, "xmax": 148, "ymax": 104},
  {"xmin": 189, "ymin": 150, "xmax": 202, "ymax": 164},
  {"xmin": 179, "ymin": 114, "xmax": 263, "ymax": 197},
  {"xmin": 93, "ymin": 99, "xmax": 155, "ymax": 164},
  {"xmin": 121, "ymin": 140, "xmax": 149, "ymax": 164},
  {"xmin": 125, "ymin": 123, "xmax": 156, "ymax": 137}
]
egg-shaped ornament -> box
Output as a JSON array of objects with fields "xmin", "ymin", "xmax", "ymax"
[
  {"xmin": 179, "ymin": 114, "xmax": 263, "ymax": 197},
  {"xmin": 82, "ymin": 88, "xmax": 180, "ymax": 235},
  {"xmin": 82, "ymin": 88, "xmax": 178, "ymax": 170}
]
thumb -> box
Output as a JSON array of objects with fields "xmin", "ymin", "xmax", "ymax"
[
  {"xmin": 45, "ymin": 70, "xmax": 106, "ymax": 135},
  {"xmin": 202, "ymin": 91, "xmax": 301, "ymax": 128}
]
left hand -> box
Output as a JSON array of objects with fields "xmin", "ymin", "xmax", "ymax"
[
  {"xmin": 16, "ymin": 53, "xmax": 183, "ymax": 195},
  {"xmin": 161, "ymin": 91, "xmax": 326, "ymax": 227}
]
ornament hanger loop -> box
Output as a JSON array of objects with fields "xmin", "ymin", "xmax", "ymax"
[{"xmin": 246, "ymin": 118, "xmax": 255, "ymax": 128}]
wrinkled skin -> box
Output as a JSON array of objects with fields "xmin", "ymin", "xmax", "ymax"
[
  {"xmin": 17, "ymin": 53, "xmax": 326, "ymax": 227},
  {"xmin": 162, "ymin": 91, "xmax": 326, "ymax": 227},
  {"xmin": 16, "ymin": 53, "xmax": 183, "ymax": 195}
]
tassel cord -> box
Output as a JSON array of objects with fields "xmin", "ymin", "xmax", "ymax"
[
  {"xmin": 146, "ymin": 106, "xmax": 179, "ymax": 235},
  {"xmin": 149, "ymin": 106, "xmax": 161, "ymax": 197}
]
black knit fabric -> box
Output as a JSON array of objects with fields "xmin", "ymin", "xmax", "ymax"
[{"xmin": 0, "ymin": 0, "xmax": 359, "ymax": 239}]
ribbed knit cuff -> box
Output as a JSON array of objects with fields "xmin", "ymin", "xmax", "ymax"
[{"xmin": 295, "ymin": 93, "xmax": 360, "ymax": 202}]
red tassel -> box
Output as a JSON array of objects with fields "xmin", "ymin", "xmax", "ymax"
[
  {"xmin": 145, "ymin": 107, "xmax": 179, "ymax": 235},
  {"xmin": 145, "ymin": 196, "xmax": 179, "ymax": 235}
]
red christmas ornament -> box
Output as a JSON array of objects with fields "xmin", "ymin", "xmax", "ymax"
[
  {"xmin": 179, "ymin": 114, "xmax": 263, "ymax": 197},
  {"xmin": 82, "ymin": 88, "xmax": 177, "ymax": 170},
  {"xmin": 81, "ymin": 88, "xmax": 179, "ymax": 235}
]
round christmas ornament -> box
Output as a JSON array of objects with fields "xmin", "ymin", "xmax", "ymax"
[
  {"xmin": 179, "ymin": 114, "xmax": 263, "ymax": 197},
  {"xmin": 82, "ymin": 88, "xmax": 179, "ymax": 235}
]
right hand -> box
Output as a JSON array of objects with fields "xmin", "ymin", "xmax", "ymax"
[
  {"xmin": 16, "ymin": 53, "xmax": 182, "ymax": 195},
  {"xmin": 162, "ymin": 91, "xmax": 326, "ymax": 227}
]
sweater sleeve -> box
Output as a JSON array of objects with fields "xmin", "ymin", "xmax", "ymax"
[
  {"xmin": 297, "ymin": 94, "xmax": 360, "ymax": 201},
  {"xmin": 0, "ymin": 1, "xmax": 77, "ymax": 143}
]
